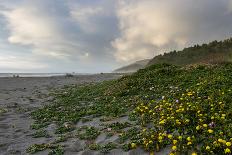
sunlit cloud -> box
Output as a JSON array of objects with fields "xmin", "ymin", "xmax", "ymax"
[
  {"xmin": 1, "ymin": 0, "xmax": 232, "ymax": 72},
  {"xmin": 113, "ymin": 0, "xmax": 232, "ymax": 63}
]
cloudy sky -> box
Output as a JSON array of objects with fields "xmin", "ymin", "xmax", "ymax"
[{"xmin": 0, "ymin": 0, "xmax": 232, "ymax": 73}]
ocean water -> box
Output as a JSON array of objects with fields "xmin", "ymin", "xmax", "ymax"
[{"xmin": 0, "ymin": 73, "xmax": 68, "ymax": 77}]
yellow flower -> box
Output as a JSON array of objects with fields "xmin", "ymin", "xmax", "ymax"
[
  {"xmin": 203, "ymin": 124, "xmax": 207, "ymax": 128},
  {"xmin": 168, "ymin": 134, "xmax": 173, "ymax": 139},
  {"xmin": 162, "ymin": 133, "xmax": 167, "ymax": 136},
  {"xmin": 187, "ymin": 137, "xmax": 191, "ymax": 141},
  {"xmin": 149, "ymin": 140, "xmax": 153, "ymax": 144},
  {"xmin": 169, "ymin": 153, "xmax": 175, "ymax": 155},
  {"xmin": 172, "ymin": 145, "xmax": 177, "ymax": 151},
  {"xmin": 158, "ymin": 136, "xmax": 163, "ymax": 141},
  {"xmin": 218, "ymin": 139, "xmax": 224, "ymax": 143},
  {"xmin": 191, "ymin": 152, "xmax": 197, "ymax": 155},
  {"xmin": 208, "ymin": 129, "xmax": 213, "ymax": 134},
  {"xmin": 173, "ymin": 140, "xmax": 178, "ymax": 145},
  {"xmin": 206, "ymin": 146, "xmax": 210, "ymax": 150},
  {"xmin": 131, "ymin": 143, "xmax": 136, "ymax": 149},
  {"xmin": 176, "ymin": 120, "xmax": 181, "ymax": 125},
  {"xmin": 222, "ymin": 140, "xmax": 227, "ymax": 144},
  {"xmin": 226, "ymin": 142, "xmax": 231, "ymax": 147},
  {"xmin": 149, "ymin": 152, "xmax": 154, "ymax": 155},
  {"xmin": 196, "ymin": 125, "xmax": 200, "ymax": 130},
  {"xmin": 225, "ymin": 148, "xmax": 231, "ymax": 154},
  {"xmin": 178, "ymin": 136, "xmax": 182, "ymax": 140},
  {"xmin": 159, "ymin": 120, "xmax": 166, "ymax": 125},
  {"xmin": 187, "ymin": 142, "xmax": 192, "ymax": 145}
]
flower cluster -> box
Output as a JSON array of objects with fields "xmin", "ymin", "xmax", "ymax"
[{"xmin": 133, "ymin": 88, "xmax": 232, "ymax": 154}]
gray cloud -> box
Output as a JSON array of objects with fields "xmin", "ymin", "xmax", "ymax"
[
  {"xmin": 112, "ymin": 0, "xmax": 232, "ymax": 63},
  {"xmin": 1, "ymin": 0, "xmax": 232, "ymax": 72},
  {"xmin": 0, "ymin": 0, "xmax": 118, "ymax": 72}
]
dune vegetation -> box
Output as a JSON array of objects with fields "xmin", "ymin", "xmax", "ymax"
[
  {"xmin": 28, "ymin": 63, "xmax": 232, "ymax": 154},
  {"xmin": 148, "ymin": 38, "xmax": 232, "ymax": 66}
]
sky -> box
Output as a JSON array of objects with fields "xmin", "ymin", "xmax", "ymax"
[{"xmin": 1, "ymin": 0, "xmax": 232, "ymax": 73}]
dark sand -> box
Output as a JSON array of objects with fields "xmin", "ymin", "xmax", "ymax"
[
  {"xmin": 0, "ymin": 74, "xmax": 122, "ymax": 155},
  {"xmin": 0, "ymin": 74, "xmax": 169, "ymax": 155}
]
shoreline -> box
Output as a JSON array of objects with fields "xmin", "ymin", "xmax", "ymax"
[{"xmin": 0, "ymin": 73, "xmax": 126, "ymax": 78}]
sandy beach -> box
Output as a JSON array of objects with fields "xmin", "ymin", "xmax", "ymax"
[{"xmin": 0, "ymin": 74, "xmax": 123, "ymax": 155}]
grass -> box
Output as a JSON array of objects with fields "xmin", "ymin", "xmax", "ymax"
[
  {"xmin": 32, "ymin": 129, "xmax": 50, "ymax": 138},
  {"xmin": 30, "ymin": 63, "xmax": 232, "ymax": 154},
  {"xmin": 104, "ymin": 122, "xmax": 131, "ymax": 131},
  {"xmin": 89, "ymin": 142, "xmax": 117, "ymax": 153},
  {"xmin": 118, "ymin": 127, "xmax": 140, "ymax": 144},
  {"xmin": 55, "ymin": 125, "xmax": 75, "ymax": 134},
  {"xmin": 0, "ymin": 108, "xmax": 8, "ymax": 115},
  {"xmin": 30, "ymin": 122, "xmax": 50, "ymax": 130},
  {"xmin": 27, "ymin": 144, "xmax": 48, "ymax": 154},
  {"xmin": 78, "ymin": 126, "xmax": 100, "ymax": 140},
  {"xmin": 27, "ymin": 144, "xmax": 64, "ymax": 154}
]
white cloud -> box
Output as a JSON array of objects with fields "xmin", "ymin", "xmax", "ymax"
[
  {"xmin": 1, "ymin": 3, "xmax": 85, "ymax": 60},
  {"xmin": 0, "ymin": 54, "xmax": 48, "ymax": 70},
  {"xmin": 112, "ymin": 0, "xmax": 191, "ymax": 63},
  {"xmin": 112, "ymin": 0, "xmax": 232, "ymax": 63},
  {"xmin": 70, "ymin": 6, "xmax": 103, "ymax": 32},
  {"xmin": 3, "ymin": 7, "xmax": 57, "ymax": 45},
  {"xmin": 227, "ymin": 0, "xmax": 232, "ymax": 13},
  {"xmin": 1, "ymin": 0, "xmax": 232, "ymax": 72}
]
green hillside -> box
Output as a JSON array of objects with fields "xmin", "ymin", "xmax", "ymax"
[
  {"xmin": 113, "ymin": 59, "xmax": 150, "ymax": 73},
  {"xmin": 148, "ymin": 38, "xmax": 232, "ymax": 66},
  {"xmin": 30, "ymin": 63, "xmax": 232, "ymax": 154}
]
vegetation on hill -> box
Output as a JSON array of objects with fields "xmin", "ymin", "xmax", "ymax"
[
  {"xmin": 113, "ymin": 59, "xmax": 150, "ymax": 73},
  {"xmin": 148, "ymin": 38, "xmax": 232, "ymax": 66},
  {"xmin": 29, "ymin": 63, "xmax": 232, "ymax": 154}
]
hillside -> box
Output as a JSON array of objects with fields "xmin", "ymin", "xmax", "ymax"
[
  {"xmin": 30, "ymin": 63, "xmax": 232, "ymax": 154},
  {"xmin": 148, "ymin": 38, "xmax": 232, "ymax": 66},
  {"xmin": 113, "ymin": 59, "xmax": 150, "ymax": 73}
]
